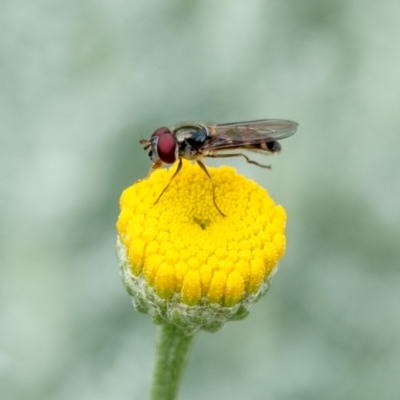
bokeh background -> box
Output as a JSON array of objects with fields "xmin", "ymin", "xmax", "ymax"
[{"xmin": 2, "ymin": 1, "xmax": 400, "ymax": 399}]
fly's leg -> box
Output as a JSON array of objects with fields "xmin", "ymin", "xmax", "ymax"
[
  {"xmin": 207, "ymin": 153, "xmax": 271, "ymax": 169},
  {"xmin": 135, "ymin": 161, "xmax": 163, "ymax": 183},
  {"xmin": 147, "ymin": 161, "xmax": 163, "ymax": 177},
  {"xmin": 196, "ymin": 160, "xmax": 225, "ymax": 217},
  {"xmin": 154, "ymin": 158, "xmax": 183, "ymax": 204}
]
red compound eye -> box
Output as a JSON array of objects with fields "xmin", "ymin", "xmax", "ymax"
[
  {"xmin": 157, "ymin": 132, "xmax": 177, "ymax": 164},
  {"xmin": 151, "ymin": 127, "xmax": 171, "ymax": 138}
]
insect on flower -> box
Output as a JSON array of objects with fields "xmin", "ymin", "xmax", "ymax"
[{"xmin": 140, "ymin": 119, "xmax": 298, "ymax": 216}]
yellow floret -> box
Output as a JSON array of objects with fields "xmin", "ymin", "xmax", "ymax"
[
  {"xmin": 116, "ymin": 160, "xmax": 287, "ymax": 307},
  {"xmin": 181, "ymin": 270, "xmax": 201, "ymax": 305},
  {"xmin": 207, "ymin": 270, "xmax": 227, "ymax": 303}
]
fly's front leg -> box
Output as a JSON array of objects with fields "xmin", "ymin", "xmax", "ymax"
[
  {"xmin": 147, "ymin": 161, "xmax": 163, "ymax": 177},
  {"xmin": 207, "ymin": 152, "xmax": 271, "ymax": 169},
  {"xmin": 154, "ymin": 157, "xmax": 183, "ymax": 205},
  {"xmin": 135, "ymin": 161, "xmax": 163, "ymax": 183}
]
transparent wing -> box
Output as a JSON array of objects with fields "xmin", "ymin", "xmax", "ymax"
[{"xmin": 203, "ymin": 119, "xmax": 298, "ymax": 150}]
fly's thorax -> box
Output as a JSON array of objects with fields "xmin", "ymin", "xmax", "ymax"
[
  {"xmin": 173, "ymin": 124, "xmax": 209, "ymax": 145},
  {"xmin": 173, "ymin": 124, "xmax": 209, "ymax": 160},
  {"xmin": 177, "ymin": 144, "xmax": 197, "ymax": 160}
]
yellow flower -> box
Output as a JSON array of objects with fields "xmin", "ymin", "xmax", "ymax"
[{"xmin": 116, "ymin": 160, "xmax": 287, "ymax": 334}]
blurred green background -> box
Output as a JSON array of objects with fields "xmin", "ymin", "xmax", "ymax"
[{"xmin": 2, "ymin": 1, "xmax": 400, "ymax": 399}]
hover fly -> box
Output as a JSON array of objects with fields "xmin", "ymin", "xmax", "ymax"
[{"xmin": 140, "ymin": 119, "xmax": 298, "ymax": 216}]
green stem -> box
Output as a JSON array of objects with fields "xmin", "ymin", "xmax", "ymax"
[{"xmin": 150, "ymin": 324, "xmax": 196, "ymax": 400}]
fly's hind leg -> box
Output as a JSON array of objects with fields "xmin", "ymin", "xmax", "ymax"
[
  {"xmin": 207, "ymin": 152, "xmax": 271, "ymax": 169},
  {"xmin": 196, "ymin": 160, "xmax": 225, "ymax": 217}
]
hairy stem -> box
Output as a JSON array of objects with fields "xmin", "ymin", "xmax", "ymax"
[{"xmin": 150, "ymin": 324, "xmax": 196, "ymax": 400}]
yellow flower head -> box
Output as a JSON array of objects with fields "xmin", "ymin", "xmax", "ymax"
[{"xmin": 116, "ymin": 160, "xmax": 287, "ymax": 334}]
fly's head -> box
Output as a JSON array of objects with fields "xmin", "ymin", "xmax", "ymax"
[{"xmin": 141, "ymin": 127, "xmax": 178, "ymax": 164}]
